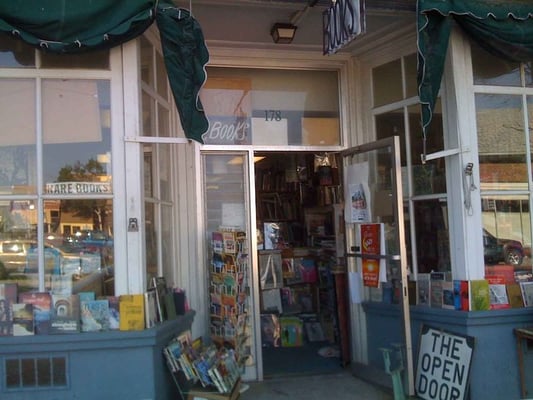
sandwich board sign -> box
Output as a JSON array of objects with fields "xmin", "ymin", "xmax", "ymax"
[{"xmin": 415, "ymin": 325, "xmax": 475, "ymax": 400}]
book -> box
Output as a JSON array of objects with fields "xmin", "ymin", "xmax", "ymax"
[
  {"xmin": 452, "ymin": 280, "xmax": 469, "ymax": 311},
  {"xmin": 441, "ymin": 281, "xmax": 455, "ymax": 310},
  {"xmin": 106, "ymin": 296, "xmax": 120, "ymax": 329},
  {"xmin": 144, "ymin": 288, "xmax": 158, "ymax": 329},
  {"xmin": 119, "ymin": 294, "xmax": 145, "ymax": 331},
  {"xmin": 280, "ymin": 316, "xmax": 303, "ymax": 347},
  {"xmin": 164, "ymin": 292, "xmax": 177, "ymax": 320},
  {"xmin": 487, "ymin": 276, "xmax": 510, "ymax": 310},
  {"xmin": 78, "ymin": 291, "xmax": 96, "ymax": 304},
  {"xmin": 81, "ymin": 299, "xmax": 110, "ymax": 332},
  {"xmin": 520, "ymin": 281, "xmax": 533, "ymax": 307},
  {"xmin": 0, "ymin": 283, "xmax": 17, "ymax": 336},
  {"xmin": 50, "ymin": 293, "xmax": 81, "ymax": 333},
  {"xmin": 12, "ymin": 303, "xmax": 34, "ymax": 336},
  {"xmin": 430, "ymin": 272, "xmax": 444, "ymax": 308},
  {"xmin": 469, "ymin": 279, "xmax": 490, "ymax": 311},
  {"xmin": 18, "ymin": 292, "xmax": 52, "ymax": 335},
  {"xmin": 507, "ymin": 283, "xmax": 524, "ymax": 308},
  {"xmin": 150, "ymin": 276, "xmax": 168, "ymax": 322},
  {"xmin": 417, "ymin": 273, "xmax": 430, "ymax": 306}
]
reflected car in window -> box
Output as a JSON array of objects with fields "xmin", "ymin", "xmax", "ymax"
[
  {"xmin": 0, "ymin": 240, "xmax": 36, "ymax": 273},
  {"xmin": 25, "ymin": 243, "xmax": 102, "ymax": 276},
  {"xmin": 483, "ymin": 228, "xmax": 524, "ymax": 266}
]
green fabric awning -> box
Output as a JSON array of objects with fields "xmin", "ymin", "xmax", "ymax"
[
  {"xmin": 0, "ymin": 0, "xmax": 209, "ymax": 143},
  {"xmin": 417, "ymin": 0, "xmax": 533, "ymax": 150}
]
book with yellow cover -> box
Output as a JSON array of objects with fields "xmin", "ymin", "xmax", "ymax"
[{"xmin": 119, "ymin": 294, "xmax": 145, "ymax": 331}]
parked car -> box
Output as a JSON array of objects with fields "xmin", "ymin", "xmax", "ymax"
[
  {"xmin": 0, "ymin": 240, "xmax": 37, "ymax": 273},
  {"xmin": 483, "ymin": 228, "xmax": 524, "ymax": 266}
]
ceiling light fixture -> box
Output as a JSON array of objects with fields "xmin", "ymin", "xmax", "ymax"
[{"xmin": 270, "ymin": 23, "xmax": 297, "ymax": 44}]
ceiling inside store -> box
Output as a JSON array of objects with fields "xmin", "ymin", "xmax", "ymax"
[{"xmin": 173, "ymin": 0, "xmax": 416, "ymax": 54}]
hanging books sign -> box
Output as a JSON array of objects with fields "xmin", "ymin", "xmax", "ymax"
[{"xmin": 360, "ymin": 223, "xmax": 385, "ymax": 287}]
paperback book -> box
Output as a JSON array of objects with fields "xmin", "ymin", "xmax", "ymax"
[
  {"xmin": 487, "ymin": 276, "xmax": 510, "ymax": 310},
  {"xmin": 507, "ymin": 283, "xmax": 524, "ymax": 308},
  {"xmin": 0, "ymin": 283, "xmax": 17, "ymax": 336},
  {"xmin": 18, "ymin": 292, "xmax": 52, "ymax": 335},
  {"xmin": 119, "ymin": 294, "xmax": 145, "ymax": 331},
  {"xmin": 469, "ymin": 279, "xmax": 490, "ymax": 311},
  {"xmin": 81, "ymin": 299, "xmax": 110, "ymax": 332},
  {"xmin": 50, "ymin": 293, "xmax": 81, "ymax": 333},
  {"xmin": 12, "ymin": 303, "xmax": 34, "ymax": 336},
  {"xmin": 520, "ymin": 281, "xmax": 533, "ymax": 307}
]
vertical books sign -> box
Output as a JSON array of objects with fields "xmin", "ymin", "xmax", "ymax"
[{"xmin": 360, "ymin": 223, "xmax": 384, "ymax": 287}]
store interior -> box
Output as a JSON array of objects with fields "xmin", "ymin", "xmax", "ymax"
[{"xmin": 253, "ymin": 151, "xmax": 349, "ymax": 377}]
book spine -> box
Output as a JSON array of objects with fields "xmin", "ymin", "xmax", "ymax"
[{"xmin": 207, "ymin": 365, "xmax": 225, "ymax": 393}]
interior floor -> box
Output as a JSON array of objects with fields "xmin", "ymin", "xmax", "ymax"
[{"xmin": 262, "ymin": 340, "xmax": 344, "ymax": 378}]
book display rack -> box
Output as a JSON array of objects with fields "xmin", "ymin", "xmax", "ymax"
[
  {"xmin": 209, "ymin": 228, "xmax": 251, "ymax": 369},
  {"xmin": 164, "ymin": 331, "xmax": 241, "ymax": 400}
]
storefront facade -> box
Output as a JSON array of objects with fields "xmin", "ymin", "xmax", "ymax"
[{"xmin": 0, "ymin": 1, "xmax": 532, "ymax": 399}]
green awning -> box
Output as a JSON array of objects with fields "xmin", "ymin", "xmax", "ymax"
[
  {"xmin": 417, "ymin": 0, "xmax": 533, "ymax": 150},
  {"xmin": 0, "ymin": 0, "xmax": 209, "ymax": 143}
]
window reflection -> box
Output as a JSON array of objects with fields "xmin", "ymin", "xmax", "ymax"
[
  {"xmin": 0, "ymin": 200, "xmax": 113, "ymax": 295},
  {"xmin": 0, "ymin": 35, "xmax": 35, "ymax": 68},
  {"xmin": 471, "ymin": 41, "xmax": 521, "ymax": 86},
  {"xmin": 42, "ymin": 80, "xmax": 112, "ymax": 189},
  {"xmin": 414, "ymin": 200, "xmax": 449, "ymax": 273},
  {"xmin": 476, "ymin": 94, "xmax": 526, "ymax": 188},
  {"xmin": 482, "ymin": 197, "xmax": 531, "ymax": 269}
]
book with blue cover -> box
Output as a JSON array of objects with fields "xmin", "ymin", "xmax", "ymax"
[{"xmin": 81, "ymin": 299, "xmax": 110, "ymax": 332}]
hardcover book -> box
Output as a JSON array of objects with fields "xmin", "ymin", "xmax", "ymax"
[
  {"xmin": 18, "ymin": 292, "xmax": 52, "ymax": 335},
  {"xmin": 81, "ymin": 299, "xmax": 110, "ymax": 332},
  {"xmin": 50, "ymin": 293, "xmax": 81, "ymax": 334},
  {"xmin": 119, "ymin": 294, "xmax": 145, "ymax": 331},
  {"xmin": 12, "ymin": 303, "xmax": 34, "ymax": 336},
  {"xmin": 469, "ymin": 279, "xmax": 490, "ymax": 311}
]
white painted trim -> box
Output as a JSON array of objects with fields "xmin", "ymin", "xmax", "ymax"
[{"xmin": 122, "ymin": 39, "xmax": 147, "ymax": 294}]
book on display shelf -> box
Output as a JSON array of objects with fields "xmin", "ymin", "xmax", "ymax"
[
  {"xmin": 12, "ymin": 303, "xmax": 34, "ymax": 336},
  {"xmin": 0, "ymin": 283, "xmax": 17, "ymax": 336},
  {"xmin": 119, "ymin": 294, "xmax": 145, "ymax": 331},
  {"xmin": 18, "ymin": 291, "xmax": 52, "ymax": 335},
  {"xmin": 144, "ymin": 288, "xmax": 158, "ymax": 328},
  {"xmin": 81, "ymin": 299, "xmax": 110, "ymax": 332},
  {"xmin": 50, "ymin": 293, "xmax": 81, "ymax": 334}
]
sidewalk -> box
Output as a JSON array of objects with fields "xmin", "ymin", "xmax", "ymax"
[{"xmin": 240, "ymin": 371, "xmax": 393, "ymax": 400}]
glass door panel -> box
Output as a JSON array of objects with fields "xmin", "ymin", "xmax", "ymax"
[{"xmin": 202, "ymin": 152, "xmax": 256, "ymax": 380}]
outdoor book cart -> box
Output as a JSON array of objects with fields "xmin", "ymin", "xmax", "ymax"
[{"xmin": 164, "ymin": 335, "xmax": 241, "ymax": 400}]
